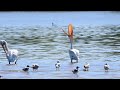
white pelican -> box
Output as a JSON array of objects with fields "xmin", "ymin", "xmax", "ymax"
[
  {"xmin": 83, "ymin": 62, "xmax": 89, "ymax": 71},
  {"xmin": 55, "ymin": 61, "xmax": 60, "ymax": 70},
  {"xmin": 62, "ymin": 24, "xmax": 80, "ymax": 63},
  {"xmin": 104, "ymin": 63, "xmax": 109, "ymax": 71},
  {"xmin": 0, "ymin": 40, "xmax": 18, "ymax": 64},
  {"xmin": 72, "ymin": 66, "xmax": 79, "ymax": 74}
]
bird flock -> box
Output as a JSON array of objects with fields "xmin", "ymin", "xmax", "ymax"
[
  {"xmin": 0, "ymin": 24, "xmax": 110, "ymax": 78},
  {"xmin": 54, "ymin": 61, "xmax": 109, "ymax": 75},
  {"xmin": 22, "ymin": 64, "xmax": 39, "ymax": 72}
]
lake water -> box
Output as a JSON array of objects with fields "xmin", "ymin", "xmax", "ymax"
[{"xmin": 0, "ymin": 11, "xmax": 120, "ymax": 79}]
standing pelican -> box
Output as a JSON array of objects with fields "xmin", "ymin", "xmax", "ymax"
[
  {"xmin": 62, "ymin": 24, "xmax": 79, "ymax": 63},
  {"xmin": 0, "ymin": 40, "xmax": 18, "ymax": 64}
]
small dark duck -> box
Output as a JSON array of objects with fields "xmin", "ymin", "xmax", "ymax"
[
  {"xmin": 72, "ymin": 66, "xmax": 79, "ymax": 74},
  {"xmin": 31, "ymin": 64, "xmax": 39, "ymax": 71},
  {"xmin": 22, "ymin": 65, "xmax": 30, "ymax": 72},
  {"xmin": 104, "ymin": 63, "xmax": 109, "ymax": 71}
]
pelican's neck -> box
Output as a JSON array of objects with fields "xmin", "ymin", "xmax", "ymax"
[
  {"xmin": 4, "ymin": 41, "xmax": 9, "ymax": 54},
  {"xmin": 5, "ymin": 41, "xmax": 9, "ymax": 51},
  {"xmin": 70, "ymin": 39, "xmax": 73, "ymax": 49}
]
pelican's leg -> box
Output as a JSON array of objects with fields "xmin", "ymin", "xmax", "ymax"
[
  {"xmin": 9, "ymin": 61, "xmax": 10, "ymax": 64},
  {"xmin": 71, "ymin": 59, "xmax": 73, "ymax": 63},
  {"xmin": 15, "ymin": 57, "xmax": 18, "ymax": 64}
]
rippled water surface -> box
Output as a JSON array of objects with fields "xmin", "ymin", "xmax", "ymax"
[{"xmin": 0, "ymin": 11, "xmax": 120, "ymax": 79}]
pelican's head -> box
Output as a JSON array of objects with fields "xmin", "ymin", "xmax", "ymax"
[
  {"xmin": 0, "ymin": 40, "xmax": 7, "ymax": 50},
  {"xmin": 0, "ymin": 40, "xmax": 8, "ymax": 52},
  {"xmin": 0, "ymin": 40, "xmax": 6, "ymax": 46}
]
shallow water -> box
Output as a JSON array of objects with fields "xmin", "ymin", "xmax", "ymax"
[{"xmin": 0, "ymin": 11, "xmax": 120, "ymax": 79}]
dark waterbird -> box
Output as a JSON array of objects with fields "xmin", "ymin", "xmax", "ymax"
[
  {"xmin": 31, "ymin": 64, "xmax": 39, "ymax": 71},
  {"xmin": 22, "ymin": 65, "xmax": 30, "ymax": 72},
  {"xmin": 72, "ymin": 66, "xmax": 79, "ymax": 74}
]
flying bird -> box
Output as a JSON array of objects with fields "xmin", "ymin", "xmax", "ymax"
[
  {"xmin": 62, "ymin": 24, "xmax": 79, "ymax": 63},
  {"xmin": 0, "ymin": 40, "xmax": 18, "ymax": 64}
]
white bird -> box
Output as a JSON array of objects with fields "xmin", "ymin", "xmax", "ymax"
[
  {"xmin": 83, "ymin": 62, "xmax": 89, "ymax": 71},
  {"xmin": 0, "ymin": 40, "xmax": 18, "ymax": 64},
  {"xmin": 62, "ymin": 24, "xmax": 80, "ymax": 63},
  {"xmin": 104, "ymin": 63, "xmax": 109, "ymax": 71},
  {"xmin": 55, "ymin": 61, "xmax": 60, "ymax": 70}
]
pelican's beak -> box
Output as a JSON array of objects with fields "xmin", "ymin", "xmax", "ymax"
[
  {"xmin": 62, "ymin": 24, "xmax": 74, "ymax": 43},
  {"xmin": 68, "ymin": 24, "xmax": 73, "ymax": 42},
  {"xmin": 62, "ymin": 29, "xmax": 68, "ymax": 36}
]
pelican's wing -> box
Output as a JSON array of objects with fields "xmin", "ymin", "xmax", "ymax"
[
  {"xmin": 10, "ymin": 49, "xmax": 18, "ymax": 56},
  {"xmin": 62, "ymin": 29, "xmax": 68, "ymax": 36},
  {"xmin": 68, "ymin": 24, "xmax": 73, "ymax": 42},
  {"xmin": 69, "ymin": 49, "xmax": 79, "ymax": 60}
]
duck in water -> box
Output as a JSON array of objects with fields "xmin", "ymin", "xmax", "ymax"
[
  {"xmin": 22, "ymin": 65, "xmax": 30, "ymax": 72},
  {"xmin": 72, "ymin": 66, "xmax": 79, "ymax": 74},
  {"xmin": 31, "ymin": 64, "xmax": 39, "ymax": 71}
]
